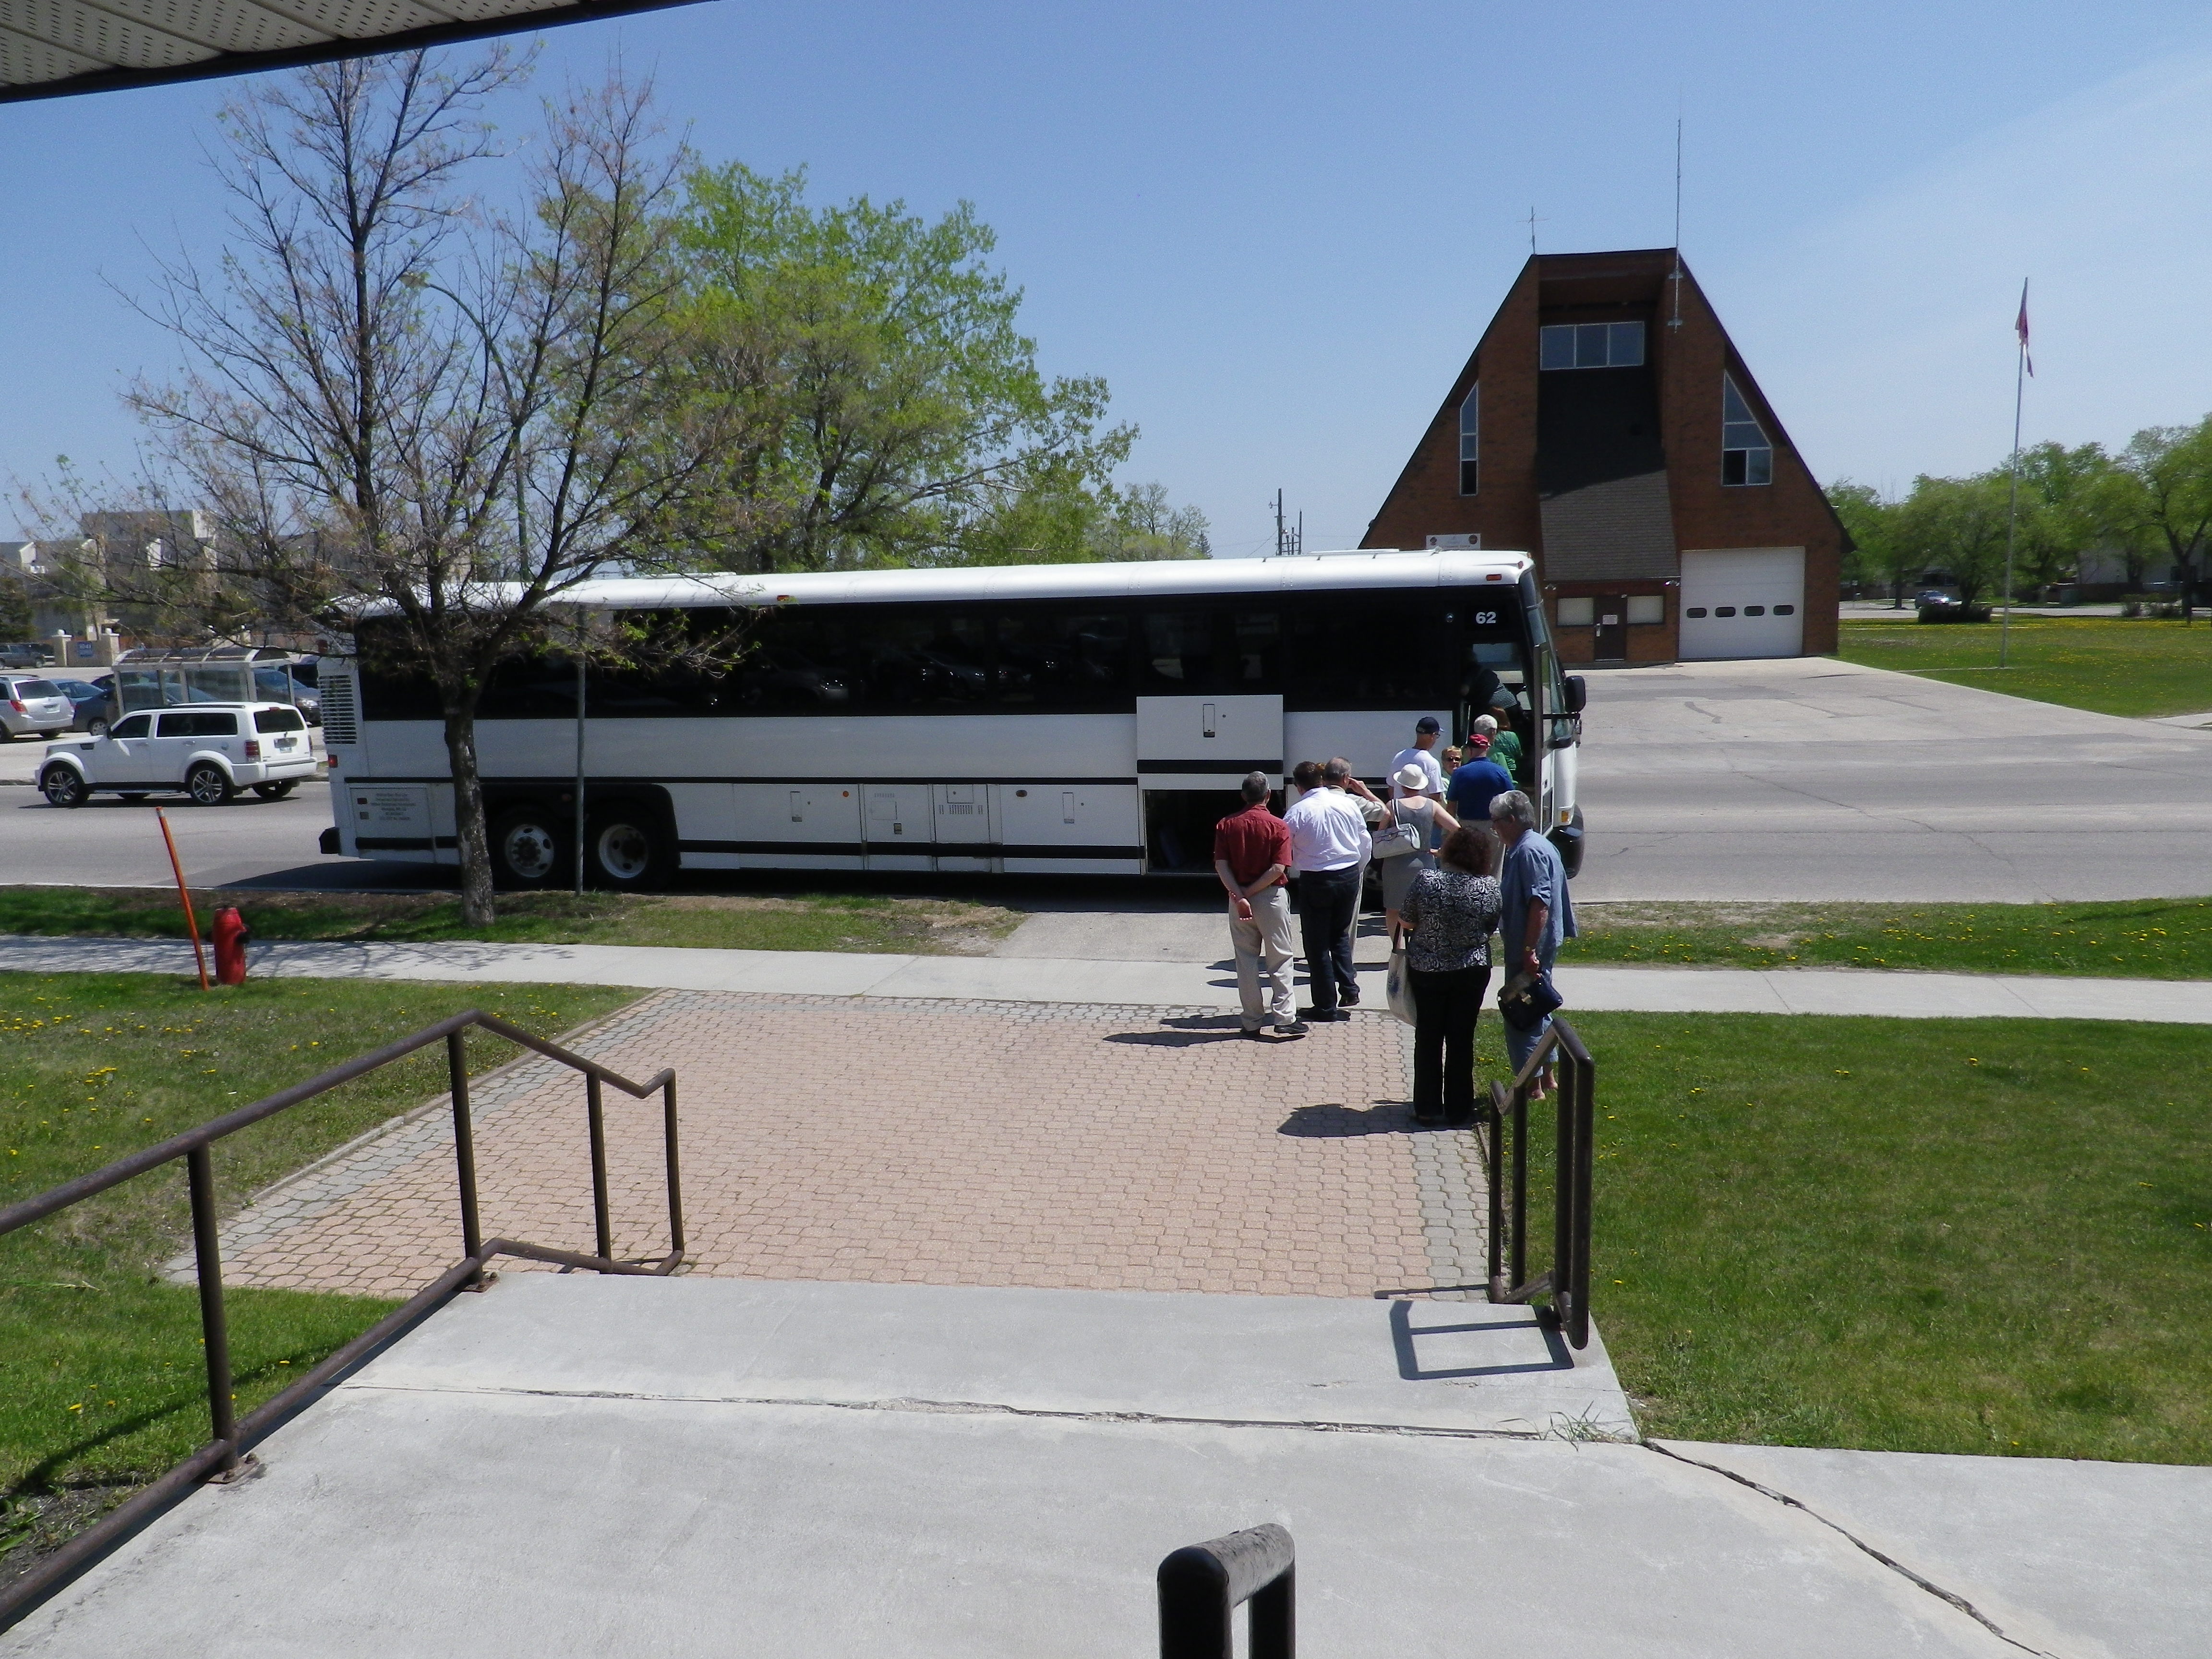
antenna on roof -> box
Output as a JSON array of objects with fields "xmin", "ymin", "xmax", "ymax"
[
  {"xmin": 1669, "ymin": 116, "xmax": 1685, "ymax": 330},
  {"xmin": 1525, "ymin": 204, "xmax": 1541, "ymax": 255}
]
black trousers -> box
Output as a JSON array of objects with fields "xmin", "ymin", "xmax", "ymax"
[
  {"xmin": 1410, "ymin": 964, "xmax": 1491, "ymax": 1122},
  {"xmin": 1296, "ymin": 866, "xmax": 1362, "ymax": 1012}
]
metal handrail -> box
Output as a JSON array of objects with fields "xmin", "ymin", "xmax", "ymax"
[
  {"xmin": 0, "ymin": 1009, "xmax": 684, "ymax": 1634},
  {"xmin": 1158, "ymin": 1524, "xmax": 1294, "ymax": 1659},
  {"xmin": 1484, "ymin": 1017, "xmax": 1595, "ymax": 1349}
]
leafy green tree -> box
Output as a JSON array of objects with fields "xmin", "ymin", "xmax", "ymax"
[
  {"xmin": 1896, "ymin": 474, "xmax": 2012, "ymax": 609},
  {"xmin": 2113, "ymin": 418, "xmax": 2212, "ymax": 623},
  {"xmin": 2013, "ymin": 441, "xmax": 2130, "ymax": 595},
  {"xmin": 0, "ymin": 573, "xmax": 31, "ymax": 642},
  {"xmin": 1826, "ymin": 481, "xmax": 1907, "ymax": 605},
  {"xmin": 673, "ymin": 165, "xmax": 1134, "ymax": 571}
]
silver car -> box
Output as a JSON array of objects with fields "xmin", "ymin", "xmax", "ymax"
[{"xmin": 0, "ymin": 675, "xmax": 74, "ymax": 739}]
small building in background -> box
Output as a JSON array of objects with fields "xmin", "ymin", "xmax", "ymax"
[{"xmin": 1362, "ymin": 248, "xmax": 1848, "ymax": 664}]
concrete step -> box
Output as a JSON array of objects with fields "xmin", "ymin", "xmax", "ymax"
[{"xmin": 3, "ymin": 1275, "xmax": 2146, "ymax": 1659}]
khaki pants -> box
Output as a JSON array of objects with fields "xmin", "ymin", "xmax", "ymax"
[{"xmin": 1228, "ymin": 886, "xmax": 1297, "ymax": 1029}]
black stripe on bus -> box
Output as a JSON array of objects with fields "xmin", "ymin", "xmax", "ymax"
[
  {"xmin": 678, "ymin": 840, "xmax": 1143, "ymax": 861},
  {"xmin": 356, "ymin": 835, "xmax": 458, "ymax": 851},
  {"xmin": 1135, "ymin": 759, "xmax": 1282, "ymax": 773},
  {"xmin": 346, "ymin": 775, "xmax": 1139, "ymax": 789}
]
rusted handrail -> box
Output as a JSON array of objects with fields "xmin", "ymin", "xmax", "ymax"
[
  {"xmin": 1483, "ymin": 1017, "xmax": 1595, "ymax": 1349},
  {"xmin": 0, "ymin": 1009, "xmax": 683, "ymax": 1634}
]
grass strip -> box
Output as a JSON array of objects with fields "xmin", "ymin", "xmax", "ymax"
[
  {"xmin": 1837, "ymin": 614, "xmax": 2212, "ymax": 719},
  {"xmin": 1552, "ymin": 1012, "xmax": 2212, "ymax": 1464},
  {"xmin": 1561, "ymin": 896, "xmax": 2212, "ymax": 980},
  {"xmin": 0, "ymin": 887, "xmax": 1023, "ymax": 956},
  {"xmin": 0, "ymin": 973, "xmax": 638, "ymax": 1516}
]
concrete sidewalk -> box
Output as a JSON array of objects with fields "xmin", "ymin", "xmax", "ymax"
[
  {"xmin": 5, "ymin": 932, "xmax": 2211, "ymax": 1022},
  {"xmin": 9, "ymin": 1275, "xmax": 2203, "ymax": 1659}
]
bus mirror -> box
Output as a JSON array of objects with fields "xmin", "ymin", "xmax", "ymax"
[{"xmin": 1563, "ymin": 675, "xmax": 1587, "ymax": 715}]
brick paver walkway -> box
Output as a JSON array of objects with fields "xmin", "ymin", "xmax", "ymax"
[{"xmin": 204, "ymin": 991, "xmax": 1492, "ymax": 1302}]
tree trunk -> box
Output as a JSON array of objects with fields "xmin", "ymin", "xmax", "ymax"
[{"xmin": 442, "ymin": 706, "xmax": 497, "ymax": 927}]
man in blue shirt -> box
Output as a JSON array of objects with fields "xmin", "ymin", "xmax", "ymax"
[
  {"xmin": 1444, "ymin": 732, "xmax": 1514, "ymax": 829},
  {"xmin": 1491, "ymin": 788, "xmax": 1577, "ymax": 1094}
]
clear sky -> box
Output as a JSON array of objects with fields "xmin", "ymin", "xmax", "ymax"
[{"xmin": 4, "ymin": 0, "xmax": 2210, "ymax": 553}]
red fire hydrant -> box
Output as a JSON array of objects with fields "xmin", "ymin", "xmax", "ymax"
[{"xmin": 213, "ymin": 907, "xmax": 252, "ymax": 987}]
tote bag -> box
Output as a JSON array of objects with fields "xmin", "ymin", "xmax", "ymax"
[{"xmin": 1385, "ymin": 930, "xmax": 1419, "ymax": 1026}]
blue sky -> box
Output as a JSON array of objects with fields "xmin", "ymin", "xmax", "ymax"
[{"xmin": 4, "ymin": 0, "xmax": 2210, "ymax": 552}]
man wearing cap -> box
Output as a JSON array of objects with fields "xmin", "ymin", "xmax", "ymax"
[
  {"xmin": 1390, "ymin": 717, "xmax": 1446, "ymax": 801},
  {"xmin": 1214, "ymin": 771, "xmax": 1304, "ymax": 1040},
  {"xmin": 1444, "ymin": 729, "xmax": 1515, "ymax": 830}
]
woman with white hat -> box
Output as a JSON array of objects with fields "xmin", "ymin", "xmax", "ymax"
[{"xmin": 1375, "ymin": 761, "xmax": 1460, "ymax": 938}]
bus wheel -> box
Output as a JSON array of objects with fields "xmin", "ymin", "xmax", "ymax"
[
  {"xmin": 491, "ymin": 806, "xmax": 564, "ymax": 889},
  {"xmin": 586, "ymin": 811, "xmax": 666, "ymax": 890}
]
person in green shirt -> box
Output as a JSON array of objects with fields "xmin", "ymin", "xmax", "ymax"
[{"xmin": 1473, "ymin": 713, "xmax": 1522, "ymax": 779}]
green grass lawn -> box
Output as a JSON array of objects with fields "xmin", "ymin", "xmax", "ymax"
[
  {"xmin": 0, "ymin": 887, "xmax": 1024, "ymax": 955},
  {"xmin": 1838, "ymin": 614, "xmax": 2212, "ymax": 718},
  {"xmin": 0, "ymin": 973, "xmax": 638, "ymax": 1538},
  {"xmin": 1563, "ymin": 896, "xmax": 2212, "ymax": 979},
  {"xmin": 1558, "ymin": 1012, "xmax": 2212, "ymax": 1463}
]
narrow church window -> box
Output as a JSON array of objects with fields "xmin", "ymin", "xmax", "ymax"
[
  {"xmin": 1459, "ymin": 384, "xmax": 1479, "ymax": 494},
  {"xmin": 1722, "ymin": 375, "xmax": 1773, "ymax": 486}
]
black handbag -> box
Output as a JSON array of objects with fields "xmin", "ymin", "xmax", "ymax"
[{"xmin": 1497, "ymin": 968, "xmax": 1563, "ymax": 1032}]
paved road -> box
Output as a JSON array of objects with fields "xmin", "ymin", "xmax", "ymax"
[
  {"xmin": 1572, "ymin": 657, "xmax": 2212, "ymax": 902},
  {"xmin": 5, "ymin": 658, "xmax": 2208, "ymax": 903}
]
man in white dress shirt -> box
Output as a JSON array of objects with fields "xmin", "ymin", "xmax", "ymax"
[
  {"xmin": 1390, "ymin": 716, "xmax": 1445, "ymax": 800},
  {"xmin": 1283, "ymin": 757, "xmax": 1372, "ymax": 1022}
]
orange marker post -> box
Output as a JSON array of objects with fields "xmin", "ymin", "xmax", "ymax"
[{"xmin": 156, "ymin": 806, "xmax": 211, "ymax": 990}]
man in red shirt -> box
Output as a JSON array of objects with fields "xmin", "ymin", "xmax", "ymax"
[{"xmin": 1214, "ymin": 770, "xmax": 1305, "ymax": 1039}]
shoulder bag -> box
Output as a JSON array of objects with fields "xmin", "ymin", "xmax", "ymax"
[{"xmin": 1371, "ymin": 800, "xmax": 1422, "ymax": 860}]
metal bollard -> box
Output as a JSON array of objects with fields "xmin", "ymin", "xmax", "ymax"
[{"xmin": 1157, "ymin": 1523, "xmax": 1294, "ymax": 1659}]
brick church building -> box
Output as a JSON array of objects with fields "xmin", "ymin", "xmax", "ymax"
[{"xmin": 1362, "ymin": 249, "xmax": 1846, "ymax": 663}]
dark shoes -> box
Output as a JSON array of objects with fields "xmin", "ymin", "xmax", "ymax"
[
  {"xmin": 1298, "ymin": 1006, "xmax": 1351, "ymax": 1023},
  {"xmin": 1246, "ymin": 1022, "xmax": 1310, "ymax": 1041},
  {"xmin": 1339, "ymin": 986, "xmax": 1362, "ymax": 1007},
  {"xmin": 1273, "ymin": 1021, "xmax": 1310, "ymax": 1039}
]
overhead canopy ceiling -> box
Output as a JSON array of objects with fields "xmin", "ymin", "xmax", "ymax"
[{"xmin": 0, "ymin": 0, "xmax": 707, "ymax": 104}]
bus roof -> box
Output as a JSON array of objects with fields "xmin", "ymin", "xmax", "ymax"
[{"xmin": 509, "ymin": 550, "xmax": 1534, "ymax": 613}]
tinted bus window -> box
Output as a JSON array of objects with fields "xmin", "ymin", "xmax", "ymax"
[{"xmin": 996, "ymin": 608, "xmax": 1130, "ymax": 708}]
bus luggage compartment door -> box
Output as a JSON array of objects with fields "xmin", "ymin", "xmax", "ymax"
[
  {"xmin": 932, "ymin": 782, "xmax": 992, "ymax": 872},
  {"xmin": 865, "ymin": 783, "xmax": 934, "ymax": 871},
  {"xmin": 1135, "ymin": 694, "xmax": 1283, "ymax": 789}
]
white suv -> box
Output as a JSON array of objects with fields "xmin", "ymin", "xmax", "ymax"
[{"xmin": 40, "ymin": 702, "xmax": 319, "ymax": 807}]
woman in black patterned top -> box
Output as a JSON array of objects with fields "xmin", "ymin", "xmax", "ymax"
[{"xmin": 1398, "ymin": 824, "xmax": 1503, "ymax": 1126}]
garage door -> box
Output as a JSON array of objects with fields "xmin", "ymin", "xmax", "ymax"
[{"xmin": 1679, "ymin": 547, "xmax": 1805, "ymax": 660}]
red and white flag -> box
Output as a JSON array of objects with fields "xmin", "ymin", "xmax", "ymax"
[{"xmin": 2015, "ymin": 279, "xmax": 2034, "ymax": 377}]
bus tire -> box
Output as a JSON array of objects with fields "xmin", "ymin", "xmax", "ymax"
[
  {"xmin": 585, "ymin": 808, "xmax": 667, "ymax": 890},
  {"xmin": 491, "ymin": 805, "xmax": 565, "ymax": 890}
]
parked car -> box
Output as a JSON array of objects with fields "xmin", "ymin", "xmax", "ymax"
[
  {"xmin": 254, "ymin": 663, "xmax": 319, "ymax": 724},
  {"xmin": 0, "ymin": 643, "xmax": 55, "ymax": 669},
  {"xmin": 51, "ymin": 675, "xmax": 117, "ymax": 735},
  {"xmin": 0, "ymin": 675, "xmax": 74, "ymax": 740},
  {"xmin": 39, "ymin": 702, "xmax": 319, "ymax": 807}
]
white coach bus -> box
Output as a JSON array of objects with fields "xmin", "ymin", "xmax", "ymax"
[{"xmin": 317, "ymin": 550, "xmax": 1586, "ymax": 888}]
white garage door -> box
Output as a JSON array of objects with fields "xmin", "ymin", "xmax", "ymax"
[{"xmin": 1679, "ymin": 547, "xmax": 1806, "ymax": 660}]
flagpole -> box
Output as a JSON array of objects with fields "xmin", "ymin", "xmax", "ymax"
[{"xmin": 1999, "ymin": 279, "xmax": 2028, "ymax": 668}]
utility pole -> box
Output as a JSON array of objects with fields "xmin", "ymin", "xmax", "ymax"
[{"xmin": 2000, "ymin": 279, "xmax": 2030, "ymax": 667}]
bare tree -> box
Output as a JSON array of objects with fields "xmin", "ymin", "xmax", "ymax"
[{"xmin": 122, "ymin": 52, "xmax": 737, "ymax": 924}]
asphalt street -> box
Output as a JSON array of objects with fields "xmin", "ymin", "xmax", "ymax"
[
  {"xmin": 2, "ymin": 656, "xmax": 2208, "ymax": 903},
  {"xmin": 1570, "ymin": 657, "xmax": 2212, "ymax": 902}
]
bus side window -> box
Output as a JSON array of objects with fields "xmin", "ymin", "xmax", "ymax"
[
  {"xmin": 1232, "ymin": 610, "xmax": 1280, "ymax": 683},
  {"xmin": 1142, "ymin": 611, "xmax": 1217, "ymax": 688}
]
